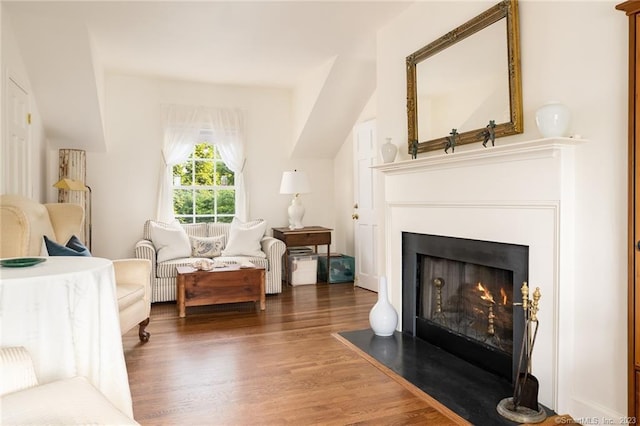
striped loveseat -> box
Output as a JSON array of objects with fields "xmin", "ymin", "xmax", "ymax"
[{"xmin": 134, "ymin": 220, "xmax": 286, "ymax": 303}]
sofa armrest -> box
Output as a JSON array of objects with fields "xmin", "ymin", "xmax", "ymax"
[
  {"xmin": 135, "ymin": 240, "xmax": 156, "ymax": 270},
  {"xmin": 261, "ymin": 237, "xmax": 286, "ymax": 293},
  {"xmin": 0, "ymin": 346, "xmax": 39, "ymax": 396},
  {"xmin": 260, "ymin": 236, "xmax": 286, "ymax": 271}
]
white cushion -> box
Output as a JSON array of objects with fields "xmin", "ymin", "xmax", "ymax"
[
  {"xmin": 221, "ymin": 218, "xmax": 267, "ymax": 258},
  {"xmin": 189, "ymin": 235, "xmax": 225, "ymax": 258},
  {"xmin": 149, "ymin": 221, "xmax": 192, "ymax": 263},
  {"xmin": 1, "ymin": 376, "xmax": 139, "ymax": 425}
]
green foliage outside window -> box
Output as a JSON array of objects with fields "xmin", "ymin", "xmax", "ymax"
[{"xmin": 172, "ymin": 142, "xmax": 235, "ymax": 223}]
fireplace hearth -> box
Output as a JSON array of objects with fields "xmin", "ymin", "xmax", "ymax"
[
  {"xmin": 338, "ymin": 328, "xmax": 554, "ymax": 425},
  {"xmin": 403, "ymin": 232, "xmax": 528, "ymax": 382}
]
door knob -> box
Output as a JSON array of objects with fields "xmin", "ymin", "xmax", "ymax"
[{"xmin": 352, "ymin": 213, "xmax": 359, "ymax": 220}]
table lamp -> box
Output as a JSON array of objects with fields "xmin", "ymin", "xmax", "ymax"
[{"xmin": 279, "ymin": 170, "xmax": 310, "ymax": 229}]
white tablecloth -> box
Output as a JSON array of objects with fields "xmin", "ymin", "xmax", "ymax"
[{"xmin": 0, "ymin": 256, "xmax": 133, "ymax": 417}]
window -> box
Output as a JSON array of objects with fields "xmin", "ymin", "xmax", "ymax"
[{"xmin": 172, "ymin": 142, "xmax": 235, "ymax": 224}]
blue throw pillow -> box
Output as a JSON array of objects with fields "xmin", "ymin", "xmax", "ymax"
[
  {"xmin": 65, "ymin": 235, "xmax": 90, "ymax": 254},
  {"xmin": 44, "ymin": 235, "xmax": 91, "ymax": 257}
]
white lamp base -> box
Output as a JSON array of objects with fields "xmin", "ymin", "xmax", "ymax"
[{"xmin": 288, "ymin": 195, "xmax": 305, "ymax": 229}]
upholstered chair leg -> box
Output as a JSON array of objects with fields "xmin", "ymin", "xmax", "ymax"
[{"xmin": 138, "ymin": 318, "xmax": 150, "ymax": 342}]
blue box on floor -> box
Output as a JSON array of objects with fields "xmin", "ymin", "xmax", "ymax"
[{"xmin": 317, "ymin": 254, "xmax": 355, "ymax": 283}]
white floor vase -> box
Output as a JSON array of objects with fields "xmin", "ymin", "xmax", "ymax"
[{"xmin": 369, "ymin": 276, "xmax": 398, "ymax": 337}]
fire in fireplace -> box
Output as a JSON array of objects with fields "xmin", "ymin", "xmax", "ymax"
[{"xmin": 402, "ymin": 232, "xmax": 528, "ymax": 382}]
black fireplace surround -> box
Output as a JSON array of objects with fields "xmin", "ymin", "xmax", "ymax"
[{"xmin": 402, "ymin": 232, "xmax": 529, "ymax": 383}]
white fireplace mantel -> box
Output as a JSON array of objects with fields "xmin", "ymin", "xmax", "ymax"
[
  {"xmin": 372, "ymin": 137, "xmax": 585, "ymax": 175},
  {"xmin": 374, "ymin": 136, "xmax": 587, "ymax": 413}
]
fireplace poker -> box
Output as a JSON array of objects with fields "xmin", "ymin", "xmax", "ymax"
[
  {"xmin": 497, "ymin": 284, "xmax": 545, "ymax": 423},
  {"xmin": 513, "ymin": 285, "xmax": 542, "ymax": 410},
  {"xmin": 512, "ymin": 283, "xmax": 530, "ymax": 405}
]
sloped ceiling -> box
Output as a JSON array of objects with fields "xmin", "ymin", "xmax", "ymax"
[
  {"xmin": 4, "ymin": 1, "xmax": 411, "ymax": 156},
  {"xmin": 292, "ymin": 55, "xmax": 376, "ymax": 158},
  {"xmin": 6, "ymin": 8, "xmax": 106, "ymax": 152}
]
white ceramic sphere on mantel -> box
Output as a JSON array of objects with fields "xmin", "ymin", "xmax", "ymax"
[
  {"xmin": 535, "ymin": 101, "xmax": 571, "ymax": 138},
  {"xmin": 369, "ymin": 276, "xmax": 398, "ymax": 337},
  {"xmin": 381, "ymin": 138, "xmax": 398, "ymax": 164}
]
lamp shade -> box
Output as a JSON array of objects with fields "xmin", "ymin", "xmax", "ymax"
[
  {"xmin": 53, "ymin": 178, "xmax": 89, "ymax": 191},
  {"xmin": 279, "ymin": 170, "xmax": 310, "ymax": 195}
]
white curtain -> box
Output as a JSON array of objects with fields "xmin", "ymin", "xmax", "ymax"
[
  {"xmin": 156, "ymin": 105, "xmax": 200, "ymax": 222},
  {"xmin": 202, "ymin": 108, "xmax": 247, "ymax": 221},
  {"xmin": 156, "ymin": 104, "xmax": 247, "ymax": 222}
]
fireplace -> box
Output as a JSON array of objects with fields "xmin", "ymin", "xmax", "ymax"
[
  {"xmin": 375, "ymin": 138, "xmax": 584, "ymax": 411},
  {"xmin": 402, "ymin": 232, "xmax": 528, "ymax": 382}
]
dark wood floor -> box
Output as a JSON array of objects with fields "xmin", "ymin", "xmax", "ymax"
[{"xmin": 122, "ymin": 282, "xmax": 465, "ymax": 425}]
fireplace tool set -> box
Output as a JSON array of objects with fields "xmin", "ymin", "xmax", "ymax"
[{"xmin": 497, "ymin": 282, "xmax": 547, "ymax": 423}]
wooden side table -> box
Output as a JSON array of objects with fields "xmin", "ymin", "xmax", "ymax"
[{"xmin": 272, "ymin": 226, "xmax": 332, "ymax": 283}]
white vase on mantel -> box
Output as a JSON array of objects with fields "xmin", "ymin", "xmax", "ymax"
[
  {"xmin": 369, "ymin": 276, "xmax": 398, "ymax": 337},
  {"xmin": 381, "ymin": 138, "xmax": 398, "ymax": 164},
  {"xmin": 535, "ymin": 101, "xmax": 571, "ymax": 138}
]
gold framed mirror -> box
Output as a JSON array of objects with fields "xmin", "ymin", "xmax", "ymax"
[{"xmin": 406, "ymin": 0, "xmax": 522, "ymax": 154}]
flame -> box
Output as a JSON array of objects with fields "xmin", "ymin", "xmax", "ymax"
[
  {"xmin": 476, "ymin": 282, "xmax": 495, "ymax": 304},
  {"xmin": 500, "ymin": 288, "xmax": 508, "ymax": 305}
]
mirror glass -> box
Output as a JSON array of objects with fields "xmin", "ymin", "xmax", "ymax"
[
  {"xmin": 407, "ymin": 0, "xmax": 522, "ymax": 154},
  {"xmin": 417, "ymin": 19, "xmax": 508, "ymax": 141}
]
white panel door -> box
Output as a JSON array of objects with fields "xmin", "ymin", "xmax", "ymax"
[
  {"xmin": 4, "ymin": 78, "xmax": 30, "ymax": 196},
  {"xmin": 353, "ymin": 119, "xmax": 378, "ymax": 292}
]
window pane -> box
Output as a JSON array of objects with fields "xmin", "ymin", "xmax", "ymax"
[
  {"xmin": 216, "ymin": 189, "xmax": 235, "ymax": 214},
  {"xmin": 173, "ymin": 189, "xmax": 193, "ymax": 215},
  {"xmin": 194, "ymin": 160, "xmax": 214, "ymax": 186},
  {"xmin": 195, "ymin": 216, "xmax": 215, "ymax": 223},
  {"xmin": 195, "ymin": 189, "xmax": 214, "ymax": 215},
  {"xmin": 218, "ymin": 161, "xmax": 234, "ymax": 186},
  {"xmin": 173, "ymin": 165, "xmax": 191, "ymax": 186},
  {"xmin": 172, "ymin": 164, "xmax": 181, "ymax": 180},
  {"xmin": 217, "ymin": 216, "xmax": 233, "ymax": 224},
  {"xmin": 185, "ymin": 162, "xmax": 195, "ymax": 185},
  {"xmin": 195, "ymin": 143, "xmax": 214, "ymax": 159}
]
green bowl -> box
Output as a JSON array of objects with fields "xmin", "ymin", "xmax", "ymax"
[{"xmin": 0, "ymin": 258, "xmax": 47, "ymax": 268}]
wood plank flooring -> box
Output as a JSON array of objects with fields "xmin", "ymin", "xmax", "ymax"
[{"xmin": 122, "ymin": 282, "xmax": 465, "ymax": 425}]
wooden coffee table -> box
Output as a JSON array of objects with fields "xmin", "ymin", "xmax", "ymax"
[{"xmin": 176, "ymin": 264, "xmax": 266, "ymax": 318}]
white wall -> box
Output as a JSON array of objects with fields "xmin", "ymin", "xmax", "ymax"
[
  {"xmin": 85, "ymin": 74, "xmax": 334, "ymax": 259},
  {"xmin": 377, "ymin": 0, "xmax": 627, "ymax": 419}
]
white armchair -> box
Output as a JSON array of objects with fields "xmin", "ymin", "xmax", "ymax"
[
  {"xmin": 0, "ymin": 194, "xmax": 152, "ymax": 341},
  {"xmin": 0, "ymin": 346, "xmax": 139, "ymax": 425}
]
